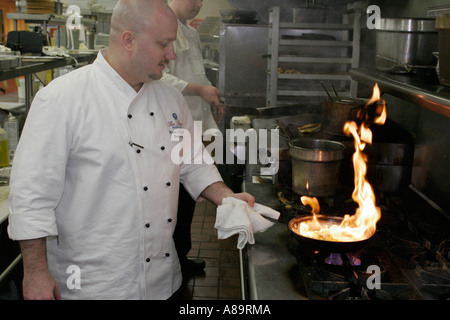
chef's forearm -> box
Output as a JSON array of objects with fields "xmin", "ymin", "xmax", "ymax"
[
  {"xmin": 181, "ymin": 83, "xmax": 202, "ymax": 96},
  {"xmin": 19, "ymin": 238, "xmax": 61, "ymax": 300},
  {"xmin": 182, "ymin": 84, "xmax": 221, "ymax": 106},
  {"xmin": 20, "ymin": 238, "xmax": 49, "ymax": 274},
  {"xmin": 200, "ymin": 181, "xmax": 255, "ymax": 207},
  {"xmin": 200, "ymin": 181, "xmax": 234, "ymax": 205}
]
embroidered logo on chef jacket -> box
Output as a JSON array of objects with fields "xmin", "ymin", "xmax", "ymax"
[{"xmin": 167, "ymin": 113, "xmax": 183, "ymax": 134}]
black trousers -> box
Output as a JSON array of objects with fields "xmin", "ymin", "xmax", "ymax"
[{"xmin": 173, "ymin": 184, "xmax": 197, "ymax": 261}]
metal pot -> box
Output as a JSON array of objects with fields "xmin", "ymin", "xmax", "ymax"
[
  {"xmin": 375, "ymin": 18, "xmax": 438, "ymax": 73},
  {"xmin": 289, "ymin": 215, "xmax": 374, "ymax": 252},
  {"xmin": 321, "ymin": 98, "xmax": 368, "ymax": 135},
  {"xmin": 289, "ymin": 138, "xmax": 345, "ymax": 197}
]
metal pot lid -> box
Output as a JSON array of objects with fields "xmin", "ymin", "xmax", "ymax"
[{"xmin": 375, "ymin": 18, "xmax": 437, "ymax": 32}]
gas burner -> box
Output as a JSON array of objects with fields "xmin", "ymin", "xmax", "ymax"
[
  {"xmin": 290, "ymin": 232, "xmax": 420, "ymax": 300},
  {"xmin": 325, "ymin": 253, "xmax": 361, "ymax": 266},
  {"xmin": 282, "ymin": 185, "xmax": 450, "ymax": 300}
]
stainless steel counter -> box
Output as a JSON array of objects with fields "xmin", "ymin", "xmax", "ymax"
[
  {"xmin": 240, "ymin": 182, "xmax": 307, "ymax": 300},
  {"xmin": 350, "ymin": 68, "xmax": 450, "ymax": 118}
]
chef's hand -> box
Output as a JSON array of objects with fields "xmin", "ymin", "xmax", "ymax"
[
  {"xmin": 20, "ymin": 238, "xmax": 62, "ymax": 300},
  {"xmin": 231, "ymin": 192, "xmax": 255, "ymax": 207},
  {"xmin": 199, "ymin": 86, "xmax": 226, "ymax": 122},
  {"xmin": 22, "ymin": 268, "xmax": 61, "ymax": 300},
  {"xmin": 211, "ymin": 103, "xmax": 225, "ymax": 123},
  {"xmin": 183, "ymin": 84, "xmax": 225, "ymax": 121},
  {"xmin": 197, "ymin": 85, "xmax": 221, "ymax": 106}
]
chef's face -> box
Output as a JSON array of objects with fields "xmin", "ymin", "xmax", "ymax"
[
  {"xmin": 176, "ymin": 0, "xmax": 203, "ymax": 21},
  {"xmin": 135, "ymin": 10, "xmax": 177, "ymax": 82}
]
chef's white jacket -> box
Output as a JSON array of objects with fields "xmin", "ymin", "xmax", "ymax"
[
  {"xmin": 161, "ymin": 20, "xmax": 218, "ymax": 132},
  {"xmin": 7, "ymin": 50, "xmax": 222, "ymax": 299}
]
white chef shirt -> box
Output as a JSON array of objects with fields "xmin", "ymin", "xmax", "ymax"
[
  {"xmin": 7, "ymin": 50, "xmax": 223, "ymax": 300},
  {"xmin": 161, "ymin": 20, "xmax": 218, "ymax": 132}
]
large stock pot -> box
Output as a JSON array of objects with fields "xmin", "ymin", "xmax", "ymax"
[
  {"xmin": 289, "ymin": 138, "xmax": 345, "ymax": 197},
  {"xmin": 375, "ymin": 18, "xmax": 438, "ymax": 73}
]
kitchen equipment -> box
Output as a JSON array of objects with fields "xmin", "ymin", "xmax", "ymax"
[
  {"xmin": 433, "ymin": 52, "xmax": 439, "ymax": 78},
  {"xmin": 292, "ymin": 0, "xmax": 328, "ymax": 23},
  {"xmin": 0, "ymin": 56, "xmax": 19, "ymax": 71},
  {"xmin": 219, "ymin": 10, "xmax": 258, "ymax": 24},
  {"xmin": 224, "ymin": 102, "xmax": 309, "ymax": 135},
  {"xmin": 435, "ymin": 15, "xmax": 450, "ymax": 86},
  {"xmin": 289, "ymin": 215, "xmax": 373, "ymax": 252},
  {"xmin": 364, "ymin": 119, "xmax": 415, "ymax": 192},
  {"xmin": 6, "ymin": 30, "xmax": 48, "ymax": 54},
  {"xmin": 319, "ymin": 81, "xmax": 333, "ymax": 101},
  {"xmin": 86, "ymin": 31, "xmax": 95, "ymax": 50},
  {"xmin": 268, "ymin": 179, "xmax": 450, "ymax": 300},
  {"xmin": 267, "ymin": 5, "xmax": 360, "ymax": 106},
  {"xmin": 375, "ymin": 18, "xmax": 438, "ymax": 73},
  {"xmin": 322, "ymin": 98, "xmax": 368, "ymax": 135},
  {"xmin": 289, "ymin": 138, "xmax": 345, "ymax": 197}
]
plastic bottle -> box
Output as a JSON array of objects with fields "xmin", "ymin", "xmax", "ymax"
[
  {"xmin": 4, "ymin": 113, "xmax": 19, "ymax": 162},
  {"xmin": 0, "ymin": 128, "xmax": 10, "ymax": 167}
]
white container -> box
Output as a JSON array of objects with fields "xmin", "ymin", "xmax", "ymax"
[
  {"xmin": 4, "ymin": 113, "xmax": 19, "ymax": 162},
  {"xmin": 17, "ymin": 78, "xmax": 25, "ymax": 102}
]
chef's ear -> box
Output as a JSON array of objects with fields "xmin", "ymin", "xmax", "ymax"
[{"xmin": 122, "ymin": 31, "xmax": 135, "ymax": 51}]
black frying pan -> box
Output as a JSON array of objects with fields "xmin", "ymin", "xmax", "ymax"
[{"xmin": 289, "ymin": 215, "xmax": 374, "ymax": 253}]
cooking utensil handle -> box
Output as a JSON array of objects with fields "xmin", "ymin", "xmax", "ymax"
[
  {"xmin": 329, "ymin": 81, "xmax": 340, "ymax": 100},
  {"xmin": 320, "ymin": 81, "xmax": 333, "ymax": 101}
]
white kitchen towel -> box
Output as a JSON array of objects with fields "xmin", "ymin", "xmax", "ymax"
[{"xmin": 214, "ymin": 197, "xmax": 280, "ymax": 249}]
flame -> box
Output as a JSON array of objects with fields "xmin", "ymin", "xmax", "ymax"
[{"xmin": 298, "ymin": 84, "xmax": 386, "ymax": 242}]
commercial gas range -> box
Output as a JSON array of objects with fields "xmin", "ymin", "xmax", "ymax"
[{"xmin": 241, "ymin": 182, "xmax": 450, "ymax": 300}]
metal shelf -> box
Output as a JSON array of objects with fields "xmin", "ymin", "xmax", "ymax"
[
  {"xmin": 278, "ymin": 73, "xmax": 351, "ymax": 81},
  {"xmin": 350, "ymin": 68, "xmax": 450, "ymax": 118},
  {"xmin": 7, "ymin": 13, "xmax": 96, "ymax": 26},
  {"xmin": 0, "ymin": 53, "xmax": 97, "ymax": 113},
  {"xmin": 279, "ymin": 39, "xmax": 353, "ymax": 47},
  {"xmin": 278, "ymin": 56, "xmax": 353, "ymax": 64},
  {"xmin": 0, "ymin": 53, "xmax": 96, "ymax": 81},
  {"xmin": 279, "ymin": 22, "xmax": 354, "ymax": 30},
  {"xmin": 266, "ymin": 6, "xmax": 361, "ymax": 106},
  {"xmin": 278, "ymin": 90, "xmax": 352, "ymax": 97},
  {"xmin": 7, "ymin": 13, "xmax": 52, "ymax": 21}
]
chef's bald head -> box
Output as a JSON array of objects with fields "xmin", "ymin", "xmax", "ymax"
[{"xmin": 110, "ymin": 0, "xmax": 174, "ymax": 39}]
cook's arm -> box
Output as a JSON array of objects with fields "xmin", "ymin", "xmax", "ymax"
[
  {"xmin": 161, "ymin": 66, "xmax": 224, "ymax": 121},
  {"xmin": 181, "ymin": 83, "xmax": 222, "ymax": 106},
  {"xmin": 200, "ymin": 181, "xmax": 255, "ymax": 207},
  {"xmin": 19, "ymin": 238, "xmax": 61, "ymax": 300}
]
